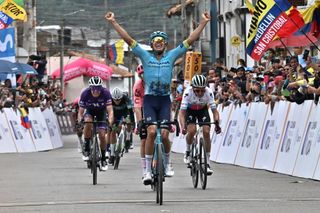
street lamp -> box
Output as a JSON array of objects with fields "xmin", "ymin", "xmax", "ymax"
[{"xmin": 60, "ymin": 9, "xmax": 85, "ymax": 93}]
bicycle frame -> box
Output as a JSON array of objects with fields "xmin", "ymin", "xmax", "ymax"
[{"xmin": 143, "ymin": 120, "xmax": 180, "ymax": 205}]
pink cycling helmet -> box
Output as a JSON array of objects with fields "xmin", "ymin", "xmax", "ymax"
[{"xmin": 136, "ymin": 64, "xmax": 144, "ymax": 75}]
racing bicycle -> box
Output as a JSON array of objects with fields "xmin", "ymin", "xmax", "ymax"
[{"xmin": 188, "ymin": 122, "xmax": 216, "ymax": 190}]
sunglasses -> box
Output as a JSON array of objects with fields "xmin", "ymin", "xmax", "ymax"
[
  {"xmin": 90, "ymin": 86, "xmax": 102, "ymax": 92},
  {"xmin": 152, "ymin": 36, "xmax": 165, "ymax": 43},
  {"xmin": 193, "ymin": 88, "xmax": 205, "ymax": 93}
]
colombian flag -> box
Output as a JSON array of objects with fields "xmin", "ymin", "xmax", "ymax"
[
  {"xmin": 269, "ymin": 1, "xmax": 320, "ymax": 47},
  {"xmin": 245, "ymin": 0, "xmax": 255, "ymax": 14},
  {"xmin": 0, "ymin": 11, "xmax": 13, "ymax": 29},
  {"xmin": 18, "ymin": 107, "xmax": 31, "ymax": 129},
  {"xmin": 108, "ymin": 39, "xmax": 124, "ymax": 64},
  {"xmin": 246, "ymin": 0, "xmax": 303, "ymax": 61}
]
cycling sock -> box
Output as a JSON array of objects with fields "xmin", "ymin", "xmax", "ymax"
[
  {"xmin": 141, "ymin": 158, "xmax": 146, "ymax": 175},
  {"xmin": 164, "ymin": 152, "xmax": 170, "ymax": 167},
  {"xmin": 186, "ymin": 144, "xmax": 191, "ymax": 152},
  {"xmin": 145, "ymin": 155, "xmax": 153, "ymax": 173},
  {"xmin": 110, "ymin": 144, "xmax": 115, "ymax": 156},
  {"xmin": 206, "ymin": 152, "xmax": 210, "ymax": 164}
]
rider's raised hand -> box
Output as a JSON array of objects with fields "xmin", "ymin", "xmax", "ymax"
[
  {"xmin": 105, "ymin": 12, "xmax": 115, "ymax": 22},
  {"xmin": 202, "ymin": 11, "xmax": 211, "ymax": 22}
]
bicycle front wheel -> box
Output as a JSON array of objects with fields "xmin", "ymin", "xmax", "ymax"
[
  {"xmin": 92, "ymin": 138, "xmax": 98, "ymax": 185},
  {"xmin": 191, "ymin": 142, "xmax": 199, "ymax": 188},
  {"xmin": 199, "ymin": 138, "xmax": 207, "ymax": 190},
  {"xmin": 155, "ymin": 143, "xmax": 163, "ymax": 205}
]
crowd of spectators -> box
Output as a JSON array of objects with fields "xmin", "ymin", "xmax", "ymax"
[
  {"xmin": 172, "ymin": 47, "xmax": 320, "ymax": 111},
  {"xmin": 0, "ymin": 76, "xmax": 67, "ymax": 112}
]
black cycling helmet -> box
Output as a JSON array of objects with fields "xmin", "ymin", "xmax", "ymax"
[{"xmin": 191, "ymin": 75, "xmax": 207, "ymax": 88}]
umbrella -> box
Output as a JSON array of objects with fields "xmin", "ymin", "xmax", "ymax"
[
  {"xmin": 0, "ymin": 60, "xmax": 38, "ymax": 75},
  {"xmin": 14, "ymin": 62, "xmax": 38, "ymax": 75},
  {"xmin": 0, "ymin": 60, "xmax": 19, "ymax": 73}
]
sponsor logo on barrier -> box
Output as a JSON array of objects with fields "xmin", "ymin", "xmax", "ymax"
[{"xmin": 9, "ymin": 120, "xmax": 23, "ymax": 140}]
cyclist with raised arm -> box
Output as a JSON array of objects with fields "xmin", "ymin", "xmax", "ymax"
[
  {"xmin": 105, "ymin": 11, "xmax": 211, "ymax": 184},
  {"xmin": 178, "ymin": 75, "xmax": 221, "ymax": 175},
  {"xmin": 78, "ymin": 76, "xmax": 114, "ymax": 171},
  {"xmin": 107, "ymin": 87, "xmax": 134, "ymax": 165},
  {"xmin": 133, "ymin": 64, "xmax": 148, "ymax": 180}
]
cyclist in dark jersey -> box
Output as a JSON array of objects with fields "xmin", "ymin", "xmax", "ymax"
[
  {"xmin": 105, "ymin": 11, "xmax": 211, "ymax": 184},
  {"xmin": 78, "ymin": 76, "xmax": 114, "ymax": 171},
  {"xmin": 107, "ymin": 87, "xmax": 135, "ymax": 165}
]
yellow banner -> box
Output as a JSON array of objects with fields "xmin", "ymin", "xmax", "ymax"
[
  {"xmin": 0, "ymin": 0, "xmax": 27, "ymax": 21},
  {"xmin": 184, "ymin": 51, "xmax": 202, "ymax": 81}
]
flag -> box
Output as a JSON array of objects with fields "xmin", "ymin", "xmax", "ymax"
[
  {"xmin": 108, "ymin": 39, "xmax": 124, "ymax": 64},
  {"xmin": 268, "ymin": 1, "xmax": 320, "ymax": 47},
  {"xmin": 0, "ymin": 0, "xmax": 27, "ymax": 21},
  {"xmin": 0, "ymin": 11, "xmax": 13, "ymax": 29},
  {"xmin": 18, "ymin": 107, "xmax": 31, "ymax": 129},
  {"xmin": 246, "ymin": 0, "xmax": 300, "ymax": 61},
  {"xmin": 245, "ymin": 0, "xmax": 255, "ymax": 14}
]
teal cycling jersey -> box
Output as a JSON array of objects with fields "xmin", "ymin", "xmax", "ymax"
[{"xmin": 131, "ymin": 40, "xmax": 190, "ymax": 96}]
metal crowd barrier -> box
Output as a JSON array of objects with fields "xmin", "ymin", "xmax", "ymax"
[{"xmin": 55, "ymin": 111, "xmax": 77, "ymax": 135}]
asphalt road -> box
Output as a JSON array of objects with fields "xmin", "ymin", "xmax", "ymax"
[{"xmin": 0, "ymin": 135, "xmax": 320, "ymax": 213}]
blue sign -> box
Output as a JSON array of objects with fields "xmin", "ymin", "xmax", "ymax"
[{"xmin": 0, "ymin": 27, "xmax": 15, "ymax": 58}]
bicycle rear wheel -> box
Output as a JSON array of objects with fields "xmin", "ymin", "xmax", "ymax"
[
  {"xmin": 190, "ymin": 142, "xmax": 199, "ymax": 188},
  {"xmin": 155, "ymin": 143, "xmax": 163, "ymax": 205},
  {"xmin": 199, "ymin": 137, "xmax": 207, "ymax": 190}
]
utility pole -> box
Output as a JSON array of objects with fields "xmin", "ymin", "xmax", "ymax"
[
  {"xmin": 105, "ymin": 0, "xmax": 110, "ymax": 89},
  {"xmin": 60, "ymin": 18, "xmax": 65, "ymax": 93}
]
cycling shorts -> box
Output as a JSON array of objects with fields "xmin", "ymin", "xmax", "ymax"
[
  {"xmin": 143, "ymin": 95, "xmax": 171, "ymax": 123},
  {"xmin": 186, "ymin": 108, "xmax": 211, "ymax": 126},
  {"xmin": 84, "ymin": 108, "xmax": 107, "ymax": 129}
]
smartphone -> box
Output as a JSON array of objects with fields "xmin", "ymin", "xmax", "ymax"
[{"xmin": 303, "ymin": 49, "xmax": 310, "ymax": 60}]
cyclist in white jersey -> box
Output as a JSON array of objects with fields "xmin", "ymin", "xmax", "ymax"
[
  {"xmin": 179, "ymin": 75, "xmax": 221, "ymax": 175},
  {"xmin": 105, "ymin": 11, "xmax": 211, "ymax": 185}
]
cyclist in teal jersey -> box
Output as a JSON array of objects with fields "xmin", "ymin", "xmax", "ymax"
[{"xmin": 105, "ymin": 11, "xmax": 211, "ymax": 184}]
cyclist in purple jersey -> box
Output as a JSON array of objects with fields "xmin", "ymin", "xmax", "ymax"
[
  {"xmin": 78, "ymin": 76, "xmax": 114, "ymax": 171},
  {"xmin": 105, "ymin": 11, "xmax": 211, "ymax": 184}
]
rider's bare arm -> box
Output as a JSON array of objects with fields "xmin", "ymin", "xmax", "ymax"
[
  {"xmin": 186, "ymin": 12, "xmax": 211, "ymax": 46},
  {"xmin": 105, "ymin": 12, "xmax": 135, "ymax": 46}
]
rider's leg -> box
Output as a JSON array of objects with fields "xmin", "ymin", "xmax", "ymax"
[
  {"xmin": 145, "ymin": 125, "xmax": 156, "ymax": 174},
  {"xmin": 202, "ymin": 125, "xmax": 211, "ymax": 162},
  {"xmin": 83, "ymin": 115, "xmax": 93, "ymax": 156}
]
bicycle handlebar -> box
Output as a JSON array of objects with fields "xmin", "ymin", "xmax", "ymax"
[{"xmin": 142, "ymin": 119, "xmax": 180, "ymax": 137}]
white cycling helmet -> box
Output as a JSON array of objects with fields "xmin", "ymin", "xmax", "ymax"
[
  {"xmin": 111, "ymin": 87, "xmax": 123, "ymax": 100},
  {"xmin": 88, "ymin": 76, "xmax": 103, "ymax": 86},
  {"xmin": 191, "ymin": 75, "xmax": 207, "ymax": 88}
]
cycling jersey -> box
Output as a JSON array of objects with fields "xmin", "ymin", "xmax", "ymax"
[
  {"xmin": 79, "ymin": 87, "xmax": 112, "ymax": 110},
  {"xmin": 112, "ymin": 95, "xmax": 134, "ymax": 122},
  {"xmin": 180, "ymin": 86, "xmax": 216, "ymax": 111},
  {"xmin": 130, "ymin": 40, "xmax": 190, "ymax": 96},
  {"xmin": 133, "ymin": 79, "xmax": 144, "ymax": 108}
]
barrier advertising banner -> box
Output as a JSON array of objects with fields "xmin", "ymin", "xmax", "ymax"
[
  {"xmin": 27, "ymin": 108, "xmax": 53, "ymax": 151},
  {"xmin": 235, "ymin": 102, "xmax": 268, "ymax": 168},
  {"xmin": 42, "ymin": 108, "xmax": 63, "ymax": 148},
  {"xmin": 210, "ymin": 104, "xmax": 233, "ymax": 161},
  {"xmin": 254, "ymin": 101, "xmax": 290, "ymax": 170},
  {"xmin": 293, "ymin": 103, "xmax": 320, "ymax": 179},
  {"xmin": 274, "ymin": 101, "xmax": 313, "ymax": 175},
  {"xmin": 0, "ymin": 110, "xmax": 17, "ymax": 153},
  {"xmin": 3, "ymin": 108, "xmax": 36, "ymax": 152},
  {"xmin": 216, "ymin": 104, "xmax": 250, "ymax": 164}
]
